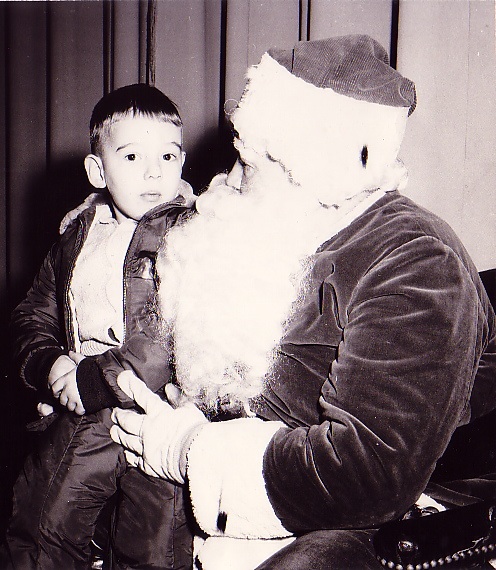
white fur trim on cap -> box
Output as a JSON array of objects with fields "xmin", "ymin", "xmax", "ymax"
[
  {"xmin": 187, "ymin": 417, "xmax": 292, "ymax": 539},
  {"xmin": 232, "ymin": 53, "xmax": 409, "ymax": 205}
]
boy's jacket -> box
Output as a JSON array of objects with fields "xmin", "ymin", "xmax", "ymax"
[{"xmin": 11, "ymin": 183, "xmax": 195, "ymax": 415}]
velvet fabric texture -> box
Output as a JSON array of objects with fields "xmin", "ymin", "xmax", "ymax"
[
  {"xmin": 268, "ymin": 35, "xmax": 416, "ymax": 115},
  {"xmin": 255, "ymin": 529, "xmax": 379, "ymax": 570},
  {"xmin": 257, "ymin": 190, "xmax": 496, "ymax": 533}
]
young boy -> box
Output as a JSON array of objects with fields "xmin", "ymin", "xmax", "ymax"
[{"xmin": 4, "ymin": 84, "xmax": 195, "ymax": 569}]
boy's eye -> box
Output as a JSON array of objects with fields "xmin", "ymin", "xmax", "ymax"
[
  {"xmin": 162, "ymin": 153, "xmax": 176, "ymax": 161},
  {"xmin": 125, "ymin": 154, "xmax": 137, "ymax": 161}
]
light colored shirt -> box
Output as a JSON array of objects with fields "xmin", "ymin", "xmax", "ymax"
[{"xmin": 70, "ymin": 204, "xmax": 137, "ymax": 356}]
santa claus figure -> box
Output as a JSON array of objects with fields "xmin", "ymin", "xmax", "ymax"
[{"xmin": 111, "ymin": 35, "xmax": 496, "ymax": 570}]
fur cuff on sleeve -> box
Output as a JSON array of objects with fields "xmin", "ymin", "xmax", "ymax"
[
  {"xmin": 187, "ymin": 417, "xmax": 292, "ymax": 539},
  {"xmin": 195, "ymin": 536, "xmax": 295, "ymax": 570}
]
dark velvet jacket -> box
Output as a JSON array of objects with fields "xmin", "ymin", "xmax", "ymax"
[
  {"xmin": 258, "ymin": 191, "xmax": 496, "ymax": 532},
  {"xmin": 11, "ymin": 194, "xmax": 194, "ymax": 414}
]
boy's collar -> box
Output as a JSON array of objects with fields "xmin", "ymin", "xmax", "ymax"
[
  {"xmin": 177, "ymin": 179, "xmax": 196, "ymax": 207},
  {"xmin": 59, "ymin": 180, "xmax": 195, "ymax": 235}
]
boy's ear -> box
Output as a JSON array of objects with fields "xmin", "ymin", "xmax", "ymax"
[
  {"xmin": 181, "ymin": 151, "xmax": 186, "ymax": 167},
  {"xmin": 84, "ymin": 154, "xmax": 107, "ymax": 189}
]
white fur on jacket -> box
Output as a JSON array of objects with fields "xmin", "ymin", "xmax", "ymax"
[{"xmin": 187, "ymin": 417, "xmax": 295, "ymax": 569}]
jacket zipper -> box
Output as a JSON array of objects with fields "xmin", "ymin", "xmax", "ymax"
[{"xmin": 121, "ymin": 199, "xmax": 188, "ymax": 342}]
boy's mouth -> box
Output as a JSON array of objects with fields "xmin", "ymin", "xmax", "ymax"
[{"xmin": 141, "ymin": 192, "xmax": 162, "ymax": 202}]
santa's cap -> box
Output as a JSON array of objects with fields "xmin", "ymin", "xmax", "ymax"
[{"xmin": 231, "ymin": 34, "xmax": 417, "ymax": 204}]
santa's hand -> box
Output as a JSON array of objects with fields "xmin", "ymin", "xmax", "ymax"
[{"xmin": 110, "ymin": 371, "xmax": 207, "ymax": 484}]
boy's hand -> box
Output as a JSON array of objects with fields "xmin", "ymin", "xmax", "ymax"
[
  {"xmin": 69, "ymin": 350, "xmax": 86, "ymax": 365},
  {"xmin": 48, "ymin": 354, "xmax": 77, "ymax": 387},
  {"xmin": 50, "ymin": 368, "xmax": 85, "ymax": 415}
]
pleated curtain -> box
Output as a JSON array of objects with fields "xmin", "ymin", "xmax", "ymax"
[{"xmin": 1, "ymin": 0, "xmax": 496, "ymax": 336}]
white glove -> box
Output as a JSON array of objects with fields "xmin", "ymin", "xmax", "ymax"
[{"xmin": 110, "ymin": 371, "xmax": 207, "ymax": 484}]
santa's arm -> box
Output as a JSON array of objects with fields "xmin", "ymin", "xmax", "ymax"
[
  {"xmin": 187, "ymin": 418, "xmax": 291, "ymax": 539},
  {"xmin": 110, "ymin": 371, "xmax": 291, "ymax": 538}
]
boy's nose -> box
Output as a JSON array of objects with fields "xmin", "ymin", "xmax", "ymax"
[
  {"xmin": 145, "ymin": 160, "xmax": 162, "ymax": 179},
  {"xmin": 226, "ymin": 159, "xmax": 243, "ymax": 190}
]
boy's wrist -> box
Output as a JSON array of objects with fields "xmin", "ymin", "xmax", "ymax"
[{"xmin": 24, "ymin": 346, "xmax": 67, "ymax": 392}]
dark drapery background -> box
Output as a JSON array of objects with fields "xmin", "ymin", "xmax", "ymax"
[{"xmin": 1, "ymin": 0, "xmax": 496, "ymax": 534}]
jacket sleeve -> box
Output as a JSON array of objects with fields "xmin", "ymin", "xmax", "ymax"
[
  {"xmin": 186, "ymin": 236, "xmax": 491, "ymax": 537},
  {"xmin": 11, "ymin": 244, "xmax": 66, "ymax": 396},
  {"xmin": 263, "ymin": 236, "xmax": 488, "ymax": 532},
  {"xmin": 187, "ymin": 418, "xmax": 290, "ymax": 539},
  {"xmin": 76, "ymin": 311, "xmax": 173, "ymax": 412},
  {"xmin": 76, "ymin": 207, "xmax": 196, "ymax": 413}
]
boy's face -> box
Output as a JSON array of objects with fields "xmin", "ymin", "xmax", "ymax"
[{"xmin": 96, "ymin": 115, "xmax": 185, "ymax": 222}]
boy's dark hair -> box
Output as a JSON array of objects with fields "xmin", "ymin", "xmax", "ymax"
[{"xmin": 90, "ymin": 83, "xmax": 183, "ymax": 155}]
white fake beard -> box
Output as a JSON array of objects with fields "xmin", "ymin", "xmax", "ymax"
[{"xmin": 156, "ymin": 163, "xmax": 343, "ymax": 415}]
